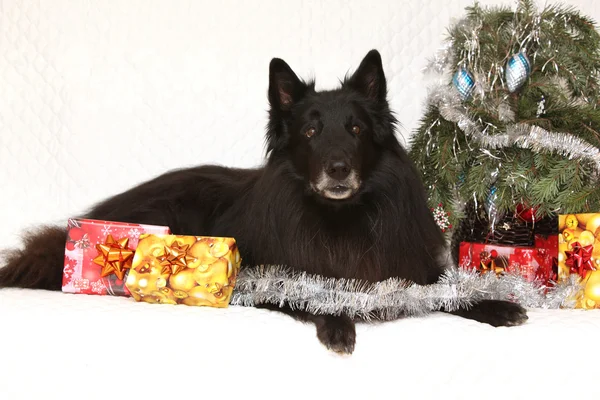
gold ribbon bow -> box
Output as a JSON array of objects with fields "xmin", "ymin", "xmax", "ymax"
[
  {"xmin": 158, "ymin": 242, "xmax": 197, "ymax": 275},
  {"xmin": 92, "ymin": 235, "xmax": 135, "ymax": 280}
]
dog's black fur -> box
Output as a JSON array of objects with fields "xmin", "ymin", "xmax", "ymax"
[{"xmin": 0, "ymin": 50, "xmax": 527, "ymax": 354}]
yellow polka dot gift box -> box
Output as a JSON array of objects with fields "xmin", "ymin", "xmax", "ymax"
[
  {"xmin": 559, "ymin": 213, "xmax": 600, "ymax": 309},
  {"xmin": 125, "ymin": 234, "xmax": 242, "ymax": 308}
]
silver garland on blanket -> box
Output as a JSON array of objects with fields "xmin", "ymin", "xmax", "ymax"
[{"xmin": 229, "ymin": 265, "xmax": 583, "ymax": 320}]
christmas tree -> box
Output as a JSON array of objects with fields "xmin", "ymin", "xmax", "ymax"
[{"xmin": 409, "ymin": 0, "xmax": 600, "ymax": 249}]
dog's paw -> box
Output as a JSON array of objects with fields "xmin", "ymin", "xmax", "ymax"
[
  {"xmin": 451, "ymin": 299, "xmax": 529, "ymax": 327},
  {"xmin": 315, "ymin": 315, "xmax": 356, "ymax": 355}
]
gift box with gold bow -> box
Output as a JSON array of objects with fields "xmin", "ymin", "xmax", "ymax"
[
  {"xmin": 458, "ymin": 236, "xmax": 558, "ymax": 284},
  {"xmin": 61, "ymin": 218, "xmax": 171, "ymax": 296},
  {"xmin": 558, "ymin": 213, "xmax": 600, "ymax": 309},
  {"xmin": 125, "ymin": 234, "xmax": 242, "ymax": 308}
]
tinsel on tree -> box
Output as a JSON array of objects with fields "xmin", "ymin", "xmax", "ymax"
[{"xmin": 409, "ymin": 0, "xmax": 600, "ymax": 242}]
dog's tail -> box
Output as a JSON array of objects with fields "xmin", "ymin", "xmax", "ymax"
[{"xmin": 0, "ymin": 226, "xmax": 67, "ymax": 290}]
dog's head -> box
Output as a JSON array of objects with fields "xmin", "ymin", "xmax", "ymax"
[{"xmin": 265, "ymin": 50, "xmax": 397, "ymax": 203}]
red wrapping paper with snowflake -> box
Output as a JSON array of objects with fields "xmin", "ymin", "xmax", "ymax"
[
  {"xmin": 62, "ymin": 218, "xmax": 171, "ymax": 296},
  {"xmin": 458, "ymin": 235, "xmax": 558, "ymax": 285}
]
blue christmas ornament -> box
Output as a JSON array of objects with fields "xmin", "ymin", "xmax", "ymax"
[
  {"xmin": 452, "ymin": 67, "xmax": 475, "ymax": 100},
  {"xmin": 505, "ymin": 52, "xmax": 531, "ymax": 92}
]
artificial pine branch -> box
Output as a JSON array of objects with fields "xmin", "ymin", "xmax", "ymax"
[{"xmin": 409, "ymin": 0, "xmax": 600, "ymax": 242}]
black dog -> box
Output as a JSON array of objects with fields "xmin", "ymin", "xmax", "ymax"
[{"xmin": 0, "ymin": 50, "xmax": 527, "ymax": 354}]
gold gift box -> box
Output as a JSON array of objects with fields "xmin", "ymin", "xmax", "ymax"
[
  {"xmin": 126, "ymin": 234, "xmax": 241, "ymax": 308},
  {"xmin": 558, "ymin": 213, "xmax": 600, "ymax": 309}
]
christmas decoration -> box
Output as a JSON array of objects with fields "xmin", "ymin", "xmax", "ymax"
[
  {"xmin": 452, "ymin": 67, "xmax": 475, "ymax": 100},
  {"xmin": 432, "ymin": 203, "xmax": 452, "ymax": 232},
  {"xmin": 92, "ymin": 235, "xmax": 134, "ymax": 280},
  {"xmin": 505, "ymin": 52, "xmax": 531, "ymax": 92},
  {"xmin": 459, "ymin": 237, "xmax": 556, "ymax": 284},
  {"xmin": 61, "ymin": 218, "xmax": 171, "ymax": 296},
  {"xmin": 409, "ymin": 0, "xmax": 600, "ymax": 256},
  {"xmin": 157, "ymin": 242, "xmax": 196, "ymax": 275},
  {"xmin": 126, "ymin": 234, "xmax": 242, "ymax": 308},
  {"xmin": 558, "ymin": 212, "xmax": 600, "ymax": 308},
  {"xmin": 229, "ymin": 264, "xmax": 583, "ymax": 320},
  {"xmin": 515, "ymin": 203, "xmax": 539, "ymax": 223},
  {"xmin": 564, "ymin": 242, "xmax": 595, "ymax": 277}
]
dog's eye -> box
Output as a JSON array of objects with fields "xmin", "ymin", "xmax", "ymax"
[
  {"xmin": 352, "ymin": 125, "xmax": 361, "ymax": 135},
  {"xmin": 306, "ymin": 127, "xmax": 317, "ymax": 138}
]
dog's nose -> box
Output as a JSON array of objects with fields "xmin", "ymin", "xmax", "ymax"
[{"xmin": 326, "ymin": 160, "xmax": 351, "ymax": 181}]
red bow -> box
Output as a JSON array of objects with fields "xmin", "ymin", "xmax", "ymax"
[{"xmin": 565, "ymin": 242, "xmax": 596, "ymax": 279}]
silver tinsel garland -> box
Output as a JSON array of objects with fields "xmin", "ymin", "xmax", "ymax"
[
  {"xmin": 426, "ymin": 84, "xmax": 600, "ymax": 173},
  {"xmin": 229, "ymin": 265, "xmax": 582, "ymax": 320}
]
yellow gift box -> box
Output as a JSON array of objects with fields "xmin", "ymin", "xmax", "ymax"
[
  {"xmin": 125, "ymin": 234, "xmax": 242, "ymax": 308},
  {"xmin": 558, "ymin": 213, "xmax": 600, "ymax": 309}
]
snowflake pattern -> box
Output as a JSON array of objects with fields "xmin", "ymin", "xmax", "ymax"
[
  {"xmin": 432, "ymin": 203, "xmax": 452, "ymax": 232},
  {"xmin": 75, "ymin": 234, "xmax": 90, "ymax": 250},
  {"xmin": 127, "ymin": 228, "xmax": 141, "ymax": 239},
  {"xmin": 90, "ymin": 280, "xmax": 106, "ymax": 294},
  {"xmin": 459, "ymin": 255, "xmax": 471, "ymax": 269},
  {"xmin": 73, "ymin": 279, "xmax": 90, "ymax": 290},
  {"xmin": 63, "ymin": 256, "xmax": 77, "ymax": 285},
  {"xmin": 511, "ymin": 262, "xmax": 522, "ymax": 273},
  {"xmin": 101, "ymin": 225, "xmax": 113, "ymax": 236}
]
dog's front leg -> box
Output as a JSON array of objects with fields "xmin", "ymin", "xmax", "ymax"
[
  {"xmin": 446, "ymin": 299, "xmax": 529, "ymax": 327},
  {"xmin": 256, "ymin": 304, "xmax": 356, "ymax": 354}
]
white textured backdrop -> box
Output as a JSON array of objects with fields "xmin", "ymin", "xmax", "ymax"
[{"xmin": 1, "ymin": 0, "xmax": 599, "ymax": 248}]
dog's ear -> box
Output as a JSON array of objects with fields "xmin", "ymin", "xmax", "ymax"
[
  {"xmin": 346, "ymin": 50, "xmax": 387, "ymax": 102},
  {"xmin": 268, "ymin": 58, "xmax": 306, "ymax": 112}
]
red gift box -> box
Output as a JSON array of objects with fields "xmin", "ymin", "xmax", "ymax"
[
  {"xmin": 62, "ymin": 218, "xmax": 171, "ymax": 296},
  {"xmin": 458, "ymin": 235, "xmax": 558, "ymax": 284},
  {"xmin": 533, "ymin": 235, "xmax": 558, "ymax": 283}
]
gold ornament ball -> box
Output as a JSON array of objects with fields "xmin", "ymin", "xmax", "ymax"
[
  {"xmin": 126, "ymin": 257, "xmax": 169, "ymax": 301},
  {"xmin": 182, "ymin": 286, "xmax": 215, "ymax": 307},
  {"xmin": 563, "ymin": 229, "xmax": 576, "ymax": 242},
  {"xmin": 210, "ymin": 240, "xmax": 230, "ymax": 258},
  {"xmin": 578, "ymin": 231, "xmax": 595, "ymax": 247},
  {"xmin": 578, "ymin": 213, "xmax": 595, "ymax": 226},
  {"xmin": 586, "ymin": 215, "xmax": 600, "ymax": 237},
  {"xmin": 168, "ymin": 269, "xmax": 196, "ymax": 292},
  {"xmin": 150, "ymin": 288, "xmax": 177, "ymax": 305},
  {"xmin": 189, "ymin": 240, "xmax": 218, "ymax": 266},
  {"xmin": 585, "ymin": 299, "xmax": 597, "ymax": 309},
  {"xmin": 584, "ymin": 271, "xmax": 600, "ymax": 303},
  {"xmin": 565, "ymin": 214, "xmax": 579, "ymax": 230},
  {"xmin": 171, "ymin": 235, "xmax": 198, "ymax": 249},
  {"xmin": 193, "ymin": 258, "xmax": 230, "ymax": 287},
  {"xmin": 173, "ymin": 290, "xmax": 189, "ymax": 299}
]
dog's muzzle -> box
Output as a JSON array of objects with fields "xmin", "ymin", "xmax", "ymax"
[{"xmin": 311, "ymin": 166, "xmax": 361, "ymax": 200}]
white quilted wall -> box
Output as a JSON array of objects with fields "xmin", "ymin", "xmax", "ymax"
[{"xmin": 1, "ymin": 0, "xmax": 599, "ymax": 247}]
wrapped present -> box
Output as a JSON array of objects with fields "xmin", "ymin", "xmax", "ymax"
[
  {"xmin": 533, "ymin": 235, "xmax": 559, "ymax": 283},
  {"xmin": 126, "ymin": 234, "xmax": 242, "ymax": 308},
  {"xmin": 558, "ymin": 213, "xmax": 600, "ymax": 309},
  {"xmin": 458, "ymin": 236, "xmax": 557, "ymax": 284},
  {"xmin": 62, "ymin": 218, "xmax": 171, "ymax": 296}
]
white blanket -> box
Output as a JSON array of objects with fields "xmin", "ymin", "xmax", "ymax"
[
  {"xmin": 3, "ymin": 1, "xmax": 600, "ymax": 398},
  {"xmin": 1, "ymin": 288, "xmax": 599, "ymax": 400}
]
